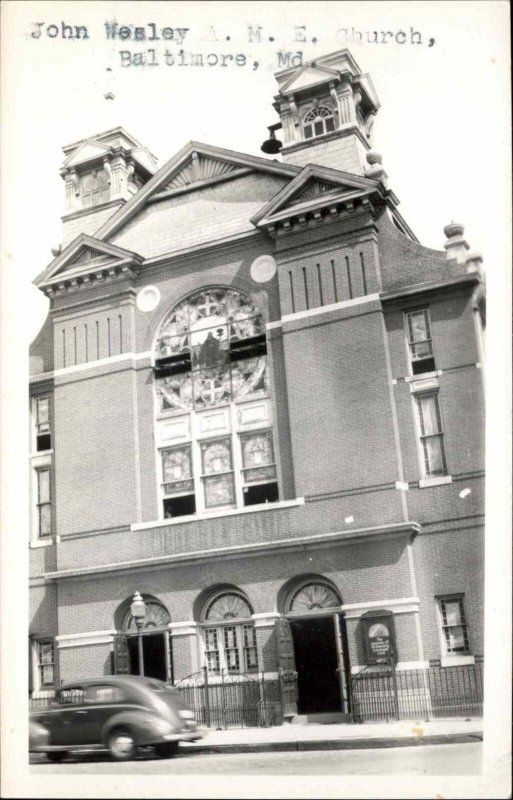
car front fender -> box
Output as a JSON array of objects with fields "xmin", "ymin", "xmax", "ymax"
[{"xmin": 101, "ymin": 710, "xmax": 174, "ymax": 746}]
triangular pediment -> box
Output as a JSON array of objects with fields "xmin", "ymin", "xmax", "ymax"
[
  {"xmin": 34, "ymin": 235, "xmax": 143, "ymax": 288},
  {"xmin": 63, "ymin": 140, "xmax": 111, "ymax": 169},
  {"xmin": 93, "ymin": 142, "xmax": 300, "ymax": 242},
  {"xmin": 251, "ymin": 164, "xmax": 381, "ymax": 226},
  {"xmin": 279, "ymin": 63, "xmax": 339, "ymax": 94}
]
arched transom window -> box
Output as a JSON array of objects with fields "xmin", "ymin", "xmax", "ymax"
[
  {"xmin": 154, "ymin": 288, "xmax": 279, "ymax": 519},
  {"xmin": 288, "ymin": 582, "xmax": 341, "ymax": 613},
  {"xmin": 122, "ymin": 599, "xmax": 171, "ymax": 632},
  {"xmin": 201, "ymin": 592, "xmax": 258, "ymax": 674},
  {"xmin": 303, "ymin": 106, "xmax": 335, "ymax": 139}
]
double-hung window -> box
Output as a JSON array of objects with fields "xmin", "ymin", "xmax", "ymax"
[
  {"xmin": 405, "ymin": 308, "xmax": 436, "ymax": 375},
  {"xmin": 36, "ymin": 639, "xmax": 55, "ymax": 687},
  {"xmin": 36, "ymin": 467, "xmax": 52, "ymax": 537},
  {"xmin": 415, "ymin": 392, "xmax": 448, "ymax": 477},
  {"xmin": 34, "ymin": 396, "xmax": 51, "ymax": 452},
  {"xmin": 438, "ymin": 596, "xmax": 470, "ymax": 656}
]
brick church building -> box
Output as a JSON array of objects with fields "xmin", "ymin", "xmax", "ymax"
[{"xmin": 29, "ymin": 50, "xmax": 485, "ymax": 724}]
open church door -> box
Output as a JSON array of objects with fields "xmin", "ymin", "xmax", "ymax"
[
  {"xmin": 112, "ymin": 634, "xmax": 130, "ymax": 675},
  {"xmin": 275, "ymin": 617, "xmax": 298, "ymax": 720}
]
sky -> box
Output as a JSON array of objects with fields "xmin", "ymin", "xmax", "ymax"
[{"xmin": 1, "ymin": 2, "xmax": 511, "ymax": 797}]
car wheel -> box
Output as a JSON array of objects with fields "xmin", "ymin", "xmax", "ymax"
[
  {"xmin": 107, "ymin": 728, "xmax": 137, "ymax": 761},
  {"xmin": 154, "ymin": 741, "xmax": 179, "ymax": 759},
  {"xmin": 46, "ymin": 751, "xmax": 67, "ymax": 763}
]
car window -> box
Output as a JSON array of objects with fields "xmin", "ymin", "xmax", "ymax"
[
  {"xmin": 58, "ymin": 687, "xmax": 85, "ymax": 705},
  {"xmin": 84, "ymin": 685, "xmax": 126, "ymax": 704}
]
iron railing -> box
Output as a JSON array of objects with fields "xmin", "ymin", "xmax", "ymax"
[
  {"xmin": 351, "ymin": 662, "xmax": 483, "ymax": 722},
  {"xmin": 175, "ymin": 669, "xmax": 281, "ymax": 729}
]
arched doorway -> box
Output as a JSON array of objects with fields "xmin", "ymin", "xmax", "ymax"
[
  {"xmin": 113, "ymin": 596, "xmax": 172, "ymax": 683},
  {"xmin": 282, "ymin": 578, "xmax": 351, "ymax": 716}
]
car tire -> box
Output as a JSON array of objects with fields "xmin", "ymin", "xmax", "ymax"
[
  {"xmin": 46, "ymin": 751, "xmax": 67, "ymax": 763},
  {"xmin": 154, "ymin": 741, "xmax": 179, "ymax": 759},
  {"xmin": 107, "ymin": 728, "xmax": 137, "ymax": 761}
]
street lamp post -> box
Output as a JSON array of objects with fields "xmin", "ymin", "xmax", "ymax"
[{"xmin": 130, "ymin": 591, "xmax": 147, "ymax": 676}]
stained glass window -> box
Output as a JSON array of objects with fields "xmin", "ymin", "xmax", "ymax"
[
  {"xmin": 162, "ymin": 446, "xmax": 194, "ymax": 496},
  {"xmin": 201, "ymin": 439, "xmax": 235, "ymax": 508},
  {"xmin": 241, "ymin": 431, "xmax": 276, "ymax": 484},
  {"xmin": 155, "ymin": 288, "xmax": 267, "ymax": 413},
  {"xmin": 288, "ymin": 582, "xmax": 340, "ymax": 613}
]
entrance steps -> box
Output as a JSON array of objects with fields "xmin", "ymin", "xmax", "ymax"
[{"xmin": 289, "ymin": 712, "xmax": 352, "ymax": 725}]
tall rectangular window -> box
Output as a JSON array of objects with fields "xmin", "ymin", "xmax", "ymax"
[
  {"xmin": 35, "ymin": 396, "xmax": 51, "ymax": 452},
  {"xmin": 405, "ymin": 308, "xmax": 436, "ymax": 375},
  {"xmin": 240, "ymin": 430, "xmax": 279, "ymax": 507},
  {"xmin": 36, "ymin": 639, "xmax": 55, "ymax": 687},
  {"xmin": 162, "ymin": 445, "xmax": 196, "ymax": 518},
  {"xmin": 438, "ymin": 596, "xmax": 470, "ymax": 655},
  {"xmin": 36, "ymin": 468, "xmax": 52, "ymax": 537},
  {"xmin": 415, "ymin": 393, "xmax": 448, "ymax": 477}
]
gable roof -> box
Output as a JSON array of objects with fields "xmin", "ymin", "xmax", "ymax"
[
  {"xmin": 250, "ymin": 163, "xmax": 382, "ymax": 226},
  {"xmin": 33, "ymin": 234, "xmax": 143, "ymax": 289},
  {"xmin": 93, "ymin": 142, "xmax": 301, "ymax": 242}
]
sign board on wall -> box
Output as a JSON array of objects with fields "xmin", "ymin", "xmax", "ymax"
[{"xmin": 361, "ymin": 609, "xmax": 397, "ymax": 664}]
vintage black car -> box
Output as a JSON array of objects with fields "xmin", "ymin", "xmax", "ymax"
[{"xmin": 29, "ymin": 675, "xmax": 205, "ymax": 761}]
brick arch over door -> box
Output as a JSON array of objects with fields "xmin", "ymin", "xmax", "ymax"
[{"xmin": 276, "ymin": 573, "xmax": 343, "ymax": 615}]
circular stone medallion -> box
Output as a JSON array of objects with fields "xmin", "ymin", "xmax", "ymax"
[
  {"xmin": 250, "ymin": 255, "xmax": 277, "ymax": 283},
  {"xmin": 136, "ymin": 285, "xmax": 161, "ymax": 313}
]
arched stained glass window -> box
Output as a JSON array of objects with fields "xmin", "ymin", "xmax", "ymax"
[
  {"xmin": 303, "ymin": 106, "xmax": 335, "ymax": 140},
  {"xmin": 288, "ymin": 582, "xmax": 341, "ymax": 613},
  {"xmin": 153, "ymin": 287, "xmax": 279, "ymax": 519}
]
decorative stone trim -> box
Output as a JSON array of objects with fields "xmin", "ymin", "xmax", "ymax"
[
  {"xmin": 281, "ymin": 293, "xmax": 380, "ymax": 325},
  {"xmin": 351, "ymin": 660, "xmax": 429, "ymax": 674},
  {"xmin": 341, "ymin": 597, "xmax": 420, "ymax": 619},
  {"xmin": 44, "ymin": 521, "xmax": 419, "ymax": 582},
  {"xmin": 440, "ymin": 654, "xmax": 475, "ymax": 668},
  {"xmin": 252, "ymin": 612, "xmax": 281, "ymax": 628},
  {"xmin": 131, "ymin": 497, "xmax": 305, "ymax": 531},
  {"xmin": 54, "ymin": 350, "xmax": 152, "ymax": 378},
  {"xmin": 56, "ymin": 630, "xmax": 116, "ymax": 648},
  {"xmin": 419, "ymin": 476, "xmax": 453, "ymax": 488},
  {"xmin": 168, "ymin": 621, "xmax": 198, "ymax": 638}
]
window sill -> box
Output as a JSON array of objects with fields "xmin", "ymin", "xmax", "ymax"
[
  {"xmin": 131, "ymin": 497, "xmax": 305, "ymax": 531},
  {"xmin": 419, "ymin": 475, "xmax": 452, "ymax": 488},
  {"xmin": 405, "ymin": 371, "xmax": 442, "ymax": 383},
  {"xmin": 440, "ymin": 654, "xmax": 475, "ymax": 668},
  {"xmin": 30, "ymin": 538, "xmax": 54, "ymax": 548}
]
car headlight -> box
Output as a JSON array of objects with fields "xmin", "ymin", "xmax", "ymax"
[{"xmin": 178, "ymin": 710, "xmax": 195, "ymax": 720}]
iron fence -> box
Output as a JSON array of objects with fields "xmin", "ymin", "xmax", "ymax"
[
  {"xmin": 351, "ymin": 662, "xmax": 483, "ymax": 722},
  {"xmin": 175, "ymin": 669, "xmax": 281, "ymax": 729}
]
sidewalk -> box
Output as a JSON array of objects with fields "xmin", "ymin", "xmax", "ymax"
[{"xmin": 181, "ymin": 718, "xmax": 483, "ymax": 755}]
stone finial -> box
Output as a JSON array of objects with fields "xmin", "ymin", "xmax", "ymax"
[
  {"xmin": 51, "ymin": 245, "xmax": 62, "ymax": 257},
  {"xmin": 443, "ymin": 221, "xmax": 470, "ymax": 264},
  {"xmin": 364, "ymin": 150, "xmax": 387, "ymax": 185},
  {"xmin": 465, "ymin": 250, "xmax": 484, "ymax": 275}
]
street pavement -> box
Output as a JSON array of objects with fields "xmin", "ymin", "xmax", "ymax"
[{"xmin": 29, "ymin": 742, "xmax": 483, "ymax": 775}]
